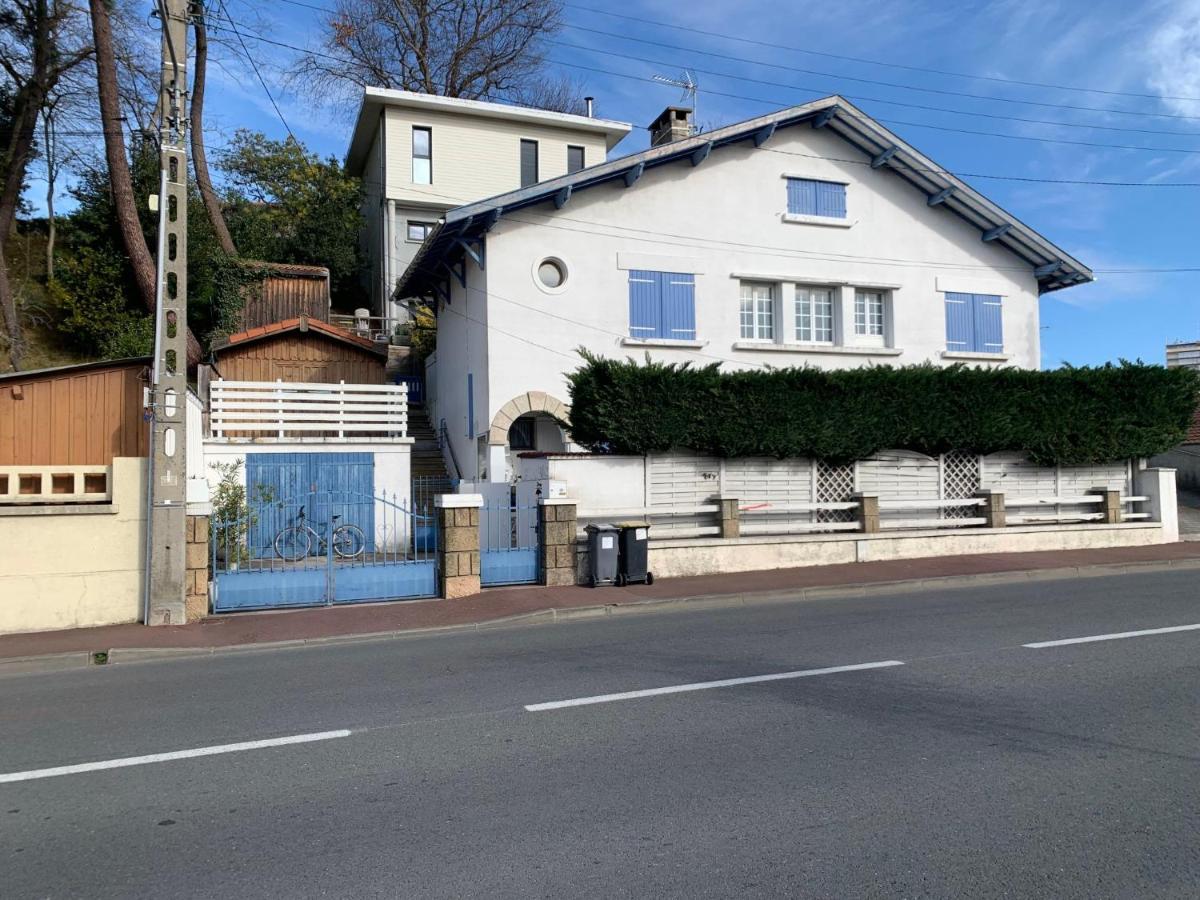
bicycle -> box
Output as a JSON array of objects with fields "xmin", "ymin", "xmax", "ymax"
[{"xmin": 273, "ymin": 506, "xmax": 366, "ymax": 561}]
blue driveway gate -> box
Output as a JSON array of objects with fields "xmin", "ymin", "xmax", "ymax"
[
  {"xmin": 211, "ymin": 489, "xmax": 437, "ymax": 611},
  {"xmin": 480, "ymin": 497, "xmax": 540, "ymax": 586}
]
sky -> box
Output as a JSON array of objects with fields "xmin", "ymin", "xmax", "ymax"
[{"xmin": 35, "ymin": 0, "xmax": 1200, "ymax": 368}]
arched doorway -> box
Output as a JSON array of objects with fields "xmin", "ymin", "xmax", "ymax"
[{"xmin": 487, "ymin": 391, "xmax": 571, "ymax": 482}]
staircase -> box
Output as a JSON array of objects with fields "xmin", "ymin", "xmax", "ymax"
[{"xmin": 408, "ymin": 403, "xmax": 451, "ymax": 480}]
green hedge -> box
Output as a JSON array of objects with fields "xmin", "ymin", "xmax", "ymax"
[{"xmin": 566, "ymin": 353, "xmax": 1200, "ymax": 466}]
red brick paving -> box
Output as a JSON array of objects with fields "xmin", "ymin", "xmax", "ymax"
[{"xmin": 3, "ymin": 542, "xmax": 1199, "ymax": 661}]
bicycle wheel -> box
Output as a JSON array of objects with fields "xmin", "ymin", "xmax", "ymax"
[
  {"xmin": 274, "ymin": 526, "xmax": 312, "ymax": 562},
  {"xmin": 332, "ymin": 524, "xmax": 366, "ymax": 559}
]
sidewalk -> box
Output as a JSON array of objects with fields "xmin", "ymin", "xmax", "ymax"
[{"xmin": 4, "ymin": 542, "xmax": 1200, "ymax": 668}]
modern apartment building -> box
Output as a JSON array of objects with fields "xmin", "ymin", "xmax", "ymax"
[
  {"xmin": 1166, "ymin": 340, "xmax": 1200, "ymax": 371},
  {"xmin": 345, "ymin": 88, "xmax": 632, "ymax": 326}
]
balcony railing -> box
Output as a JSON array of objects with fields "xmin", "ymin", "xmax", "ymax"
[
  {"xmin": 208, "ymin": 379, "xmax": 409, "ymax": 441},
  {"xmin": 330, "ymin": 313, "xmax": 394, "ymax": 344}
]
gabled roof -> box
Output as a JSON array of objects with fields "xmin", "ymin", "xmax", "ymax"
[
  {"xmin": 346, "ymin": 87, "xmax": 632, "ymax": 175},
  {"xmin": 210, "ymin": 316, "xmax": 386, "ymax": 357},
  {"xmin": 396, "ymin": 96, "xmax": 1092, "ymax": 300}
]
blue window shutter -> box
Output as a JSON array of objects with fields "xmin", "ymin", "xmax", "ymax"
[
  {"xmin": 973, "ymin": 294, "xmax": 1003, "ymax": 353},
  {"xmin": 661, "ymin": 273, "xmax": 696, "ymax": 340},
  {"xmin": 815, "ymin": 181, "xmax": 846, "ymax": 218},
  {"xmin": 628, "ymin": 270, "xmax": 660, "ymax": 338},
  {"xmin": 786, "ymin": 178, "xmax": 817, "ymax": 215},
  {"xmin": 945, "ymin": 293, "xmax": 973, "ymax": 351},
  {"xmin": 467, "ymin": 373, "xmax": 474, "ymax": 438}
]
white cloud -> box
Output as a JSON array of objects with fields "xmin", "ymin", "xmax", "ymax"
[{"xmin": 1147, "ymin": 0, "xmax": 1200, "ymax": 115}]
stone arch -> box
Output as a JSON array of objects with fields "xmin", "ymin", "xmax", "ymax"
[{"xmin": 489, "ymin": 391, "xmax": 571, "ymax": 445}]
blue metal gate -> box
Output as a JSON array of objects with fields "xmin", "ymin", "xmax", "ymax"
[
  {"xmin": 480, "ymin": 497, "xmax": 540, "ymax": 586},
  {"xmin": 211, "ymin": 489, "xmax": 437, "ymax": 611}
]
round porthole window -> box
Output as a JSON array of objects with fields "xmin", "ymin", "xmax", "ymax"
[{"xmin": 537, "ymin": 258, "xmax": 566, "ymax": 290}]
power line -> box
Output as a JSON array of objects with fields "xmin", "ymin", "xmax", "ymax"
[
  {"xmin": 214, "ymin": 0, "xmax": 296, "ymax": 140},
  {"xmin": 214, "ymin": 11, "xmax": 1200, "ymax": 157},
  {"xmin": 549, "ymin": 57, "xmax": 1200, "ymax": 157},
  {"xmin": 562, "ymin": 24, "xmax": 1200, "ymax": 125},
  {"xmin": 548, "ymin": 37, "xmax": 1200, "ymax": 139},
  {"xmin": 565, "ymin": 1, "xmax": 1200, "ymax": 104}
]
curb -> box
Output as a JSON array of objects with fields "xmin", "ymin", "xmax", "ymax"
[{"xmin": 4, "ymin": 555, "xmax": 1200, "ymax": 674}]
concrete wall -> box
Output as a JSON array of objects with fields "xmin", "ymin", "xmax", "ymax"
[
  {"xmin": 0, "ymin": 457, "xmax": 146, "ymax": 635},
  {"xmin": 575, "ymin": 523, "xmax": 1169, "ymax": 583},
  {"xmin": 1151, "ymin": 448, "xmax": 1200, "ymax": 490},
  {"xmin": 454, "ymin": 124, "xmax": 1042, "ymax": 440},
  {"xmin": 517, "ymin": 454, "xmax": 648, "ymax": 511}
]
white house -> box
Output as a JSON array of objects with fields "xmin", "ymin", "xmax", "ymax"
[
  {"xmin": 344, "ymin": 87, "xmax": 632, "ymax": 327},
  {"xmin": 395, "ymin": 96, "xmax": 1093, "ymax": 483}
]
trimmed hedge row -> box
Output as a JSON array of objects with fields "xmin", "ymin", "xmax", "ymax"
[{"xmin": 565, "ymin": 353, "xmax": 1200, "ymax": 466}]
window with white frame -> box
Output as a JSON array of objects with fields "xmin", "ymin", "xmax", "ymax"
[
  {"xmin": 854, "ymin": 290, "xmax": 886, "ymax": 337},
  {"xmin": 740, "ymin": 282, "xmax": 775, "ymax": 340},
  {"xmin": 412, "ymin": 127, "xmax": 432, "ymax": 184},
  {"xmin": 794, "ymin": 286, "xmax": 835, "ymax": 343}
]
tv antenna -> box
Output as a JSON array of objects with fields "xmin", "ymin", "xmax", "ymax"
[{"xmin": 652, "ymin": 70, "xmax": 699, "ymax": 134}]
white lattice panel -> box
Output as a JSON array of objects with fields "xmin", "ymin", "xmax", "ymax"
[
  {"xmin": 816, "ymin": 460, "xmax": 856, "ymax": 524},
  {"xmin": 942, "ymin": 450, "xmax": 981, "ymax": 519}
]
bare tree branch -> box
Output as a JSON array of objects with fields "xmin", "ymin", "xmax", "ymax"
[{"xmin": 288, "ymin": 0, "xmax": 585, "ymax": 113}]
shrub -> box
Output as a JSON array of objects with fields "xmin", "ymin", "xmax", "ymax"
[{"xmin": 566, "ymin": 353, "xmax": 1200, "ymax": 466}]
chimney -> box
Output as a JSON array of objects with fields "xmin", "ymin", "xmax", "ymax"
[
  {"xmin": 584, "ymin": 96, "xmax": 594, "ymax": 118},
  {"xmin": 649, "ymin": 106, "xmax": 693, "ymax": 147}
]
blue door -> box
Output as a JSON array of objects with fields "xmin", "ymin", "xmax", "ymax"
[{"xmin": 245, "ymin": 453, "xmax": 375, "ymax": 557}]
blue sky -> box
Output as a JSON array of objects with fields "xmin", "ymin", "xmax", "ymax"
[{"xmin": 48, "ymin": 0, "xmax": 1200, "ymax": 367}]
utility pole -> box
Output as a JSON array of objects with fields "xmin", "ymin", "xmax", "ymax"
[{"xmin": 145, "ymin": 0, "xmax": 190, "ymax": 625}]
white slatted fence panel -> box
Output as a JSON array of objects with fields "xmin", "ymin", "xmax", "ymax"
[
  {"xmin": 648, "ymin": 453, "xmax": 720, "ymax": 535},
  {"xmin": 858, "ymin": 450, "xmax": 940, "ymax": 524}
]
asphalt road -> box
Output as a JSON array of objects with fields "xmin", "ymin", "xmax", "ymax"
[{"xmin": 2, "ymin": 570, "xmax": 1199, "ymax": 898}]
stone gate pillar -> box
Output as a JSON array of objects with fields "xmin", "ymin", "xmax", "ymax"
[{"xmin": 435, "ymin": 494, "xmax": 483, "ymax": 599}]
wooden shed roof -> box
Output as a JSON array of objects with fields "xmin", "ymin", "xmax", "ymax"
[{"xmin": 211, "ymin": 316, "xmax": 386, "ymax": 357}]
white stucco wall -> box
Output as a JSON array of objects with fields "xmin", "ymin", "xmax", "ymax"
[
  {"xmin": 516, "ymin": 454, "xmax": 648, "ymax": 511},
  {"xmin": 440, "ymin": 124, "xmax": 1046, "ymax": 448}
]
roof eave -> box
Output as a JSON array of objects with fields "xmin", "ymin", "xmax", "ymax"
[{"xmin": 396, "ymin": 95, "xmax": 1094, "ymax": 298}]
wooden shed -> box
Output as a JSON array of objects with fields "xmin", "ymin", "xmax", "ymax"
[
  {"xmin": 0, "ymin": 357, "xmax": 150, "ymax": 466},
  {"xmin": 236, "ymin": 260, "xmax": 331, "ymax": 330},
  {"xmin": 209, "ymin": 316, "xmax": 388, "ymax": 384}
]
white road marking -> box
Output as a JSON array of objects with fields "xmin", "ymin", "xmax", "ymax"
[
  {"xmin": 1024, "ymin": 623, "xmax": 1200, "ymax": 649},
  {"xmin": 0, "ymin": 730, "xmax": 352, "ymax": 784},
  {"xmin": 524, "ymin": 660, "xmax": 904, "ymax": 712}
]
